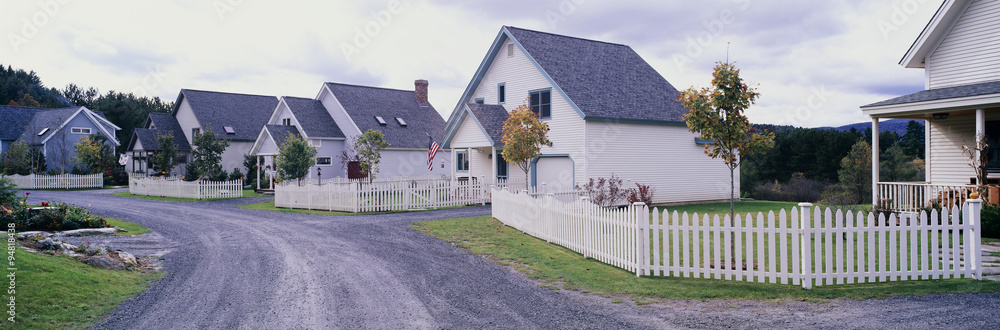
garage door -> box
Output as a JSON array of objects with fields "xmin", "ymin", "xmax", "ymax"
[{"xmin": 534, "ymin": 156, "xmax": 574, "ymax": 192}]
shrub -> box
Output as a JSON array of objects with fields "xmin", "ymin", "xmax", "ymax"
[
  {"xmin": 210, "ymin": 168, "xmax": 229, "ymax": 182},
  {"xmin": 183, "ymin": 165, "xmax": 198, "ymax": 182},
  {"xmin": 7, "ymin": 200, "xmax": 108, "ymax": 232},
  {"xmin": 755, "ymin": 173, "xmax": 828, "ymax": 202},
  {"xmin": 627, "ymin": 183, "xmax": 655, "ymax": 206},
  {"xmin": 981, "ymin": 204, "xmax": 1000, "ymax": 239},
  {"xmin": 229, "ymin": 168, "xmax": 244, "ymax": 182},
  {"xmin": 577, "ymin": 174, "xmax": 628, "ymax": 207},
  {"xmin": 0, "ymin": 176, "xmax": 17, "ymax": 206}
]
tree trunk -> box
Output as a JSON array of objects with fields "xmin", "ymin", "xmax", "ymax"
[{"xmin": 730, "ymin": 166, "xmax": 736, "ymax": 268}]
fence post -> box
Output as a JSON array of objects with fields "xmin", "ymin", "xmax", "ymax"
[
  {"xmin": 799, "ymin": 202, "xmax": 813, "ymax": 290},
  {"xmin": 633, "ymin": 202, "xmax": 647, "ymax": 277},
  {"xmin": 581, "ymin": 196, "xmax": 591, "ymax": 259},
  {"xmin": 545, "ymin": 193, "xmax": 554, "ymax": 243},
  {"xmin": 968, "ymin": 198, "xmax": 982, "ymax": 280}
]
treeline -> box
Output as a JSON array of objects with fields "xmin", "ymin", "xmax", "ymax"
[
  {"xmin": 0, "ymin": 64, "xmax": 173, "ymax": 152},
  {"xmin": 741, "ymin": 120, "xmax": 925, "ymax": 203}
]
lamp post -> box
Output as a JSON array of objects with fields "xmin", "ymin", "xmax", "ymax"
[{"xmin": 317, "ymin": 167, "xmax": 322, "ymax": 186}]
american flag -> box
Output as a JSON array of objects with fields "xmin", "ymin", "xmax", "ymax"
[{"xmin": 427, "ymin": 136, "xmax": 441, "ymax": 170}]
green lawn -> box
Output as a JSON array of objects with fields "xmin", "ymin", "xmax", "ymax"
[
  {"xmin": 103, "ymin": 217, "xmax": 151, "ymax": 235},
  {"xmin": 111, "ymin": 189, "xmax": 266, "ymax": 202},
  {"xmin": 4, "ymin": 247, "xmax": 162, "ymax": 329},
  {"xmin": 413, "ymin": 216, "xmax": 1000, "ymax": 301},
  {"xmin": 238, "ymin": 199, "xmax": 467, "ymax": 216}
]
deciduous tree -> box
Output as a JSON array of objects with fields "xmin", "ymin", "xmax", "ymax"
[
  {"xmin": 275, "ymin": 133, "xmax": 317, "ymax": 184},
  {"xmin": 501, "ymin": 103, "xmax": 550, "ymax": 191},
  {"xmin": 354, "ymin": 129, "xmax": 389, "ymax": 182},
  {"xmin": 679, "ymin": 61, "xmax": 774, "ymax": 267},
  {"xmin": 189, "ymin": 128, "xmax": 230, "ymax": 180},
  {"xmin": 151, "ymin": 133, "xmax": 180, "ymax": 176}
]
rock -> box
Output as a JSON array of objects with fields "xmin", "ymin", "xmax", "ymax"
[
  {"xmin": 36, "ymin": 238, "xmax": 61, "ymax": 250},
  {"xmin": 59, "ymin": 243, "xmax": 78, "ymax": 252},
  {"xmin": 57, "ymin": 228, "xmax": 118, "ymax": 237},
  {"xmin": 84, "ymin": 244, "xmax": 108, "ymax": 256},
  {"xmin": 115, "ymin": 251, "xmax": 137, "ymax": 266},
  {"xmin": 17, "ymin": 231, "xmax": 51, "ymax": 238},
  {"xmin": 79, "ymin": 255, "xmax": 125, "ymax": 270}
]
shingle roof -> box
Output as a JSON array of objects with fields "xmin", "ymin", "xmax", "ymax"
[
  {"xmin": 132, "ymin": 128, "xmax": 158, "ymax": 151},
  {"xmin": 505, "ymin": 26, "xmax": 687, "ymax": 122},
  {"xmin": 18, "ymin": 107, "xmax": 81, "ymax": 145},
  {"xmin": 466, "ymin": 103, "xmax": 508, "ymax": 145},
  {"xmin": 266, "ymin": 125, "xmax": 301, "ymax": 148},
  {"xmin": 147, "ymin": 113, "xmax": 191, "ymax": 150},
  {"xmin": 177, "ymin": 89, "xmax": 279, "ymax": 141},
  {"xmin": 283, "ymin": 97, "xmax": 344, "ymax": 138},
  {"xmin": 862, "ymin": 80, "xmax": 1000, "ymax": 108},
  {"xmin": 0, "ymin": 105, "xmax": 37, "ymax": 141},
  {"xmin": 326, "ymin": 83, "xmax": 446, "ymax": 149}
]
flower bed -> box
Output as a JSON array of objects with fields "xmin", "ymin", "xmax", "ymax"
[{"xmin": 1, "ymin": 192, "xmax": 109, "ymax": 231}]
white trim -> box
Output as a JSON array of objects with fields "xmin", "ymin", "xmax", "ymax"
[
  {"xmin": 899, "ymin": 0, "xmax": 972, "ymax": 68},
  {"xmin": 70, "ymin": 127, "xmax": 92, "ymax": 134},
  {"xmin": 318, "ymin": 84, "xmax": 362, "ymax": 136},
  {"xmin": 315, "ymin": 156, "xmax": 333, "ymax": 166},
  {"xmin": 861, "ymin": 93, "xmax": 1000, "ymax": 118}
]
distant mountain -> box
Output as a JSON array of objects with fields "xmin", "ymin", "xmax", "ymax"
[{"xmin": 819, "ymin": 118, "xmax": 923, "ymax": 136}]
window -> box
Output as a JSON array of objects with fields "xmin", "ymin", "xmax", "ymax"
[
  {"xmin": 507, "ymin": 43, "xmax": 514, "ymax": 57},
  {"xmin": 192, "ymin": 128, "xmax": 201, "ymax": 137},
  {"xmin": 497, "ymin": 83, "xmax": 506, "ymax": 103},
  {"xmin": 282, "ymin": 118, "xmax": 291, "ymax": 126},
  {"xmin": 529, "ymin": 89, "xmax": 551, "ymax": 118},
  {"xmin": 395, "ymin": 117, "xmax": 407, "ymax": 127},
  {"xmin": 456, "ymin": 151, "xmax": 469, "ymax": 172},
  {"xmin": 496, "ymin": 152, "xmax": 508, "ymax": 179},
  {"xmin": 316, "ymin": 157, "xmax": 333, "ymax": 166},
  {"xmin": 71, "ymin": 127, "xmax": 91, "ymax": 134},
  {"xmin": 474, "ymin": 97, "xmax": 484, "ymax": 104},
  {"xmin": 375, "ymin": 116, "xmax": 387, "ymax": 125},
  {"xmin": 224, "ymin": 126, "xmax": 235, "ymax": 134}
]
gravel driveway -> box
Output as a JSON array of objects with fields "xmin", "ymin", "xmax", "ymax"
[{"xmin": 24, "ymin": 190, "xmax": 1000, "ymax": 329}]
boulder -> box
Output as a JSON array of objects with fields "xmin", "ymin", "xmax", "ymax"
[
  {"xmin": 36, "ymin": 238, "xmax": 61, "ymax": 250},
  {"xmin": 79, "ymin": 255, "xmax": 125, "ymax": 270},
  {"xmin": 58, "ymin": 228, "xmax": 118, "ymax": 237},
  {"xmin": 115, "ymin": 251, "xmax": 138, "ymax": 266}
]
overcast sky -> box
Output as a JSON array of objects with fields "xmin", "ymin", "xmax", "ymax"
[{"xmin": 1, "ymin": 0, "xmax": 942, "ymax": 128}]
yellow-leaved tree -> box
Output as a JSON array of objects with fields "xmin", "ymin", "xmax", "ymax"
[{"xmin": 501, "ymin": 103, "xmax": 550, "ymax": 191}]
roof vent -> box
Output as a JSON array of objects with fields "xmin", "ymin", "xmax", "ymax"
[
  {"xmin": 375, "ymin": 116, "xmax": 387, "ymax": 125},
  {"xmin": 224, "ymin": 126, "xmax": 235, "ymax": 134},
  {"xmin": 395, "ymin": 117, "xmax": 407, "ymax": 127},
  {"xmin": 475, "ymin": 98, "xmax": 484, "ymax": 104},
  {"xmin": 37, "ymin": 128, "xmax": 49, "ymax": 136}
]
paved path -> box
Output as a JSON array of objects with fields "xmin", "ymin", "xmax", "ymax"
[{"xmin": 22, "ymin": 190, "xmax": 1000, "ymax": 329}]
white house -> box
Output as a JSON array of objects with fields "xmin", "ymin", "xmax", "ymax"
[
  {"xmin": 126, "ymin": 112, "xmax": 192, "ymax": 175},
  {"xmin": 861, "ymin": 0, "xmax": 1000, "ymax": 207},
  {"xmin": 250, "ymin": 80, "xmax": 448, "ymax": 185},
  {"xmin": 442, "ymin": 26, "xmax": 734, "ymax": 204}
]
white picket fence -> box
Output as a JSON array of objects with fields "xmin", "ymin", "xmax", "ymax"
[
  {"xmin": 4, "ymin": 174, "xmax": 103, "ymax": 189},
  {"xmin": 275, "ymin": 177, "xmax": 498, "ymax": 212},
  {"xmin": 128, "ymin": 176, "xmax": 243, "ymax": 199},
  {"xmin": 491, "ymin": 188, "xmax": 985, "ymax": 289}
]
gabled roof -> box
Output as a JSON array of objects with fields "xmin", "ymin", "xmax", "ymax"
[
  {"xmin": 466, "ymin": 103, "xmax": 508, "ymax": 146},
  {"xmin": 0, "ymin": 105, "xmax": 37, "ymax": 141},
  {"xmin": 265, "ymin": 124, "xmax": 301, "ymax": 149},
  {"xmin": 174, "ymin": 89, "xmax": 279, "ymax": 141},
  {"xmin": 128, "ymin": 113, "xmax": 192, "ymax": 152},
  {"xmin": 899, "ymin": 0, "xmax": 971, "ymax": 68},
  {"xmin": 325, "ymin": 82, "xmax": 446, "ymax": 149},
  {"xmin": 282, "ymin": 96, "xmax": 344, "ymax": 139},
  {"xmin": 863, "ymin": 80, "xmax": 1000, "ymax": 108},
  {"xmin": 17, "ymin": 107, "xmax": 85, "ymax": 145}
]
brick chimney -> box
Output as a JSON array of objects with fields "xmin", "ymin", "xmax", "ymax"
[{"xmin": 414, "ymin": 79, "xmax": 429, "ymax": 105}]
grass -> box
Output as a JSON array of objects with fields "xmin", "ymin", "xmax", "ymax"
[
  {"xmin": 413, "ymin": 216, "xmax": 1000, "ymax": 301},
  {"xmin": 237, "ymin": 199, "xmax": 468, "ymax": 216},
  {"xmin": 111, "ymin": 189, "xmax": 266, "ymax": 202},
  {"xmin": 4, "ymin": 247, "xmax": 162, "ymax": 329},
  {"xmin": 102, "ymin": 217, "xmax": 151, "ymax": 236}
]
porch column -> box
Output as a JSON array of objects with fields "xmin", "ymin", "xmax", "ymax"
[
  {"xmin": 924, "ymin": 119, "xmax": 931, "ymax": 182},
  {"xmin": 872, "ymin": 118, "xmax": 879, "ymax": 204},
  {"xmin": 256, "ymin": 156, "xmax": 261, "ymax": 190},
  {"xmin": 491, "ymin": 147, "xmax": 497, "ymax": 183}
]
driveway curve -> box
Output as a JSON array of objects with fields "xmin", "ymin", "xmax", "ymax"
[{"xmin": 24, "ymin": 190, "xmax": 1000, "ymax": 329}]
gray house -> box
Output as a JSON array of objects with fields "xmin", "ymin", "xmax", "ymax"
[
  {"xmin": 0, "ymin": 105, "xmax": 120, "ymax": 173},
  {"xmin": 126, "ymin": 113, "xmax": 192, "ymax": 175},
  {"xmin": 251, "ymin": 80, "xmax": 448, "ymax": 184}
]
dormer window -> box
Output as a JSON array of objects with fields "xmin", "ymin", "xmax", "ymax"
[
  {"xmin": 395, "ymin": 117, "xmax": 407, "ymax": 127},
  {"xmin": 224, "ymin": 126, "xmax": 235, "ymax": 134},
  {"xmin": 282, "ymin": 118, "xmax": 291, "ymax": 126},
  {"xmin": 37, "ymin": 128, "xmax": 49, "ymax": 136},
  {"xmin": 71, "ymin": 127, "xmax": 91, "ymax": 134},
  {"xmin": 375, "ymin": 116, "xmax": 387, "ymax": 125}
]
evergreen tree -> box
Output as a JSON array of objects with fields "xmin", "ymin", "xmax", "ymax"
[
  {"xmin": 900, "ymin": 120, "xmax": 925, "ymax": 159},
  {"xmin": 150, "ymin": 133, "xmax": 180, "ymax": 176}
]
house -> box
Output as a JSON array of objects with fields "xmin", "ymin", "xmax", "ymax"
[
  {"xmin": 441, "ymin": 26, "xmax": 734, "ymax": 204},
  {"xmin": 126, "ymin": 112, "xmax": 192, "ymax": 175},
  {"xmin": 250, "ymin": 80, "xmax": 448, "ymax": 185},
  {"xmin": 861, "ymin": 0, "xmax": 1000, "ymax": 208},
  {"xmin": 0, "ymin": 105, "xmax": 121, "ymax": 173},
  {"xmin": 126, "ymin": 89, "xmax": 279, "ymax": 177}
]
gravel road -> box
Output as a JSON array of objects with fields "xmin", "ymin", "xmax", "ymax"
[{"xmin": 24, "ymin": 190, "xmax": 1000, "ymax": 329}]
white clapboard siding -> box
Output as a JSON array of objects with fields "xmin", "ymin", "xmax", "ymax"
[
  {"xmin": 927, "ymin": 0, "xmax": 1000, "ymax": 89},
  {"xmin": 5, "ymin": 174, "xmax": 103, "ymax": 189},
  {"xmin": 129, "ymin": 176, "xmax": 243, "ymax": 199},
  {"xmin": 491, "ymin": 188, "xmax": 985, "ymax": 288},
  {"xmin": 927, "ymin": 115, "xmax": 975, "ymax": 185}
]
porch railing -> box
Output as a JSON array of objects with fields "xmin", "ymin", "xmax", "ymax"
[{"xmin": 877, "ymin": 182, "xmax": 977, "ymax": 213}]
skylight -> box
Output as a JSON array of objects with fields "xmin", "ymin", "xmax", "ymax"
[
  {"xmin": 395, "ymin": 117, "xmax": 407, "ymax": 127},
  {"xmin": 224, "ymin": 126, "xmax": 235, "ymax": 134},
  {"xmin": 37, "ymin": 128, "xmax": 49, "ymax": 136},
  {"xmin": 375, "ymin": 116, "xmax": 387, "ymax": 125}
]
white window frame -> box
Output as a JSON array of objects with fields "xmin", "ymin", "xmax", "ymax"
[
  {"xmin": 71, "ymin": 127, "xmax": 92, "ymax": 134},
  {"xmin": 282, "ymin": 118, "xmax": 292, "ymax": 126},
  {"xmin": 316, "ymin": 156, "xmax": 333, "ymax": 166},
  {"xmin": 456, "ymin": 150, "xmax": 469, "ymax": 172}
]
